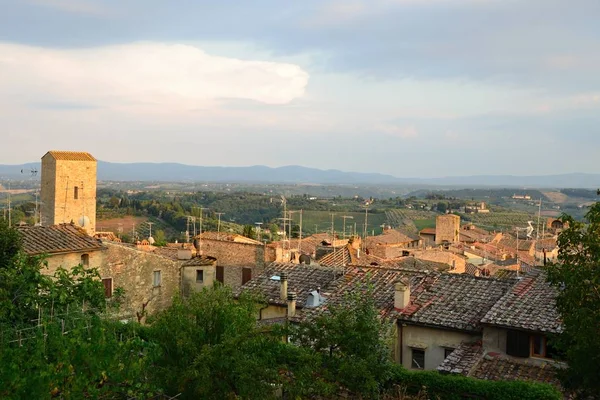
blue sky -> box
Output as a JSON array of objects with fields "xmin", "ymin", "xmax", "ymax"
[{"xmin": 0, "ymin": 0, "xmax": 598, "ymax": 177}]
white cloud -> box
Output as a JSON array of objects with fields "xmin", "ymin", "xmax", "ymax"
[
  {"xmin": 25, "ymin": 0, "xmax": 110, "ymax": 15},
  {"xmin": 378, "ymin": 124, "xmax": 418, "ymax": 138},
  {"xmin": 0, "ymin": 42, "xmax": 309, "ymax": 112}
]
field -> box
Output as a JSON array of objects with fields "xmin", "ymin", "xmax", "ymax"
[
  {"xmin": 96, "ymin": 215, "xmax": 178, "ymax": 240},
  {"xmin": 462, "ymin": 212, "xmax": 537, "ymax": 230},
  {"xmin": 385, "ymin": 209, "xmax": 439, "ymax": 232},
  {"xmin": 300, "ymin": 210, "xmax": 387, "ymax": 236}
]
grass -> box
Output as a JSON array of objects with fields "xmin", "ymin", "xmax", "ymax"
[{"xmin": 413, "ymin": 219, "xmax": 436, "ymax": 231}]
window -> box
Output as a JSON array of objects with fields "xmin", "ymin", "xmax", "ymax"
[
  {"xmin": 531, "ymin": 334, "xmax": 554, "ymax": 359},
  {"xmin": 74, "ymin": 186, "xmax": 79, "ymax": 199},
  {"xmin": 102, "ymin": 278, "xmax": 112, "ymax": 298},
  {"xmin": 444, "ymin": 348, "xmax": 455, "ymax": 359},
  {"xmin": 411, "ymin": 349, "xmax": 425, "ymax": 369},
  {"xmin": 216, "ymin": 266, "xmax": 224, "ymax": 283},
  {"xmin": 242, "ymin": 268, "xmax": 252, "ymax": 285},
  {"xmin": 153, "ymin": 271, "xmax": 162, "ymax": 287},
  {"xmin": 506, "ymin": 329, "xmax": 530, "ymax": 358},
  {"xmin": 81, "ymin": 253, "xmax": 89, "ymax": 267},
  {"xmin": 196, "ymin": 269, "xmax": 204, "ymax": 283}
]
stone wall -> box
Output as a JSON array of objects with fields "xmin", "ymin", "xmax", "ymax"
[
  {"xmin": 100, "ymin": 243, "xmax": 181, "ymax": 320},
  {"xmin": 436, "ymin": 215, "xmax": 461, "ymax": 245},
  {"xmin": 200, "ymin": 239, "xmax": 267, "ymax": 288},
  {"xmin": 400, "ymin": 324, "xmax": 479, "ymax": 370},
  {"xmin": 41, "ymin": 154, "xmax": 97, "ymax": 235},
  {"xmin": 42, "ymin": 250, "xmax": 104, "ymax": 276},
  {"xmin": 181, "ymin": 264, "xmax": 216, "ymax": 297}
]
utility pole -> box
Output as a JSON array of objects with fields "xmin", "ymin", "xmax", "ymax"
[
  {"xmin": 132, "ymin": 223, "xmax": 136, "ymax": 243},
  {"xmin": 147, "ymin": 221, "xmax": 154, "ymax": 239},
  {"xmin": 298, "ymin": 210, "xmax": 303, "ymax": 252},
  {"xmin": 342, "ymin": 215, "xmax": 354, "ymax": 240},
  {"xmin": 216, "ymin": 212, "xmax": 224, "ymax": 239}
]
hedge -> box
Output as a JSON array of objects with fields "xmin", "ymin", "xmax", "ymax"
[{"xmin": 386, "ymin": 365, "xmax": 562, "ymax": 400}]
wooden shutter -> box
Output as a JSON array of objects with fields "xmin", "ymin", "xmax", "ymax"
[
  {"xmin": 102, "ymin": 278, "xmax": 112, "ymax": 298},
  {"xmin": 506, "ymin": 329, "xmax": 530, "ymax": 357},
  {"xmin": 242, "ymin": 268, "xmax": 252, "ymax": 285},
  {"xmin": 216, "ymin": 266, "xmax": 224, "ymax": 283}
]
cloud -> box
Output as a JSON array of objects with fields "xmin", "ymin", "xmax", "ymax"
[
  {"xmin": 0, "ymin": 42, "xmax": 309, "ymax": 111},
  {"xmin": 378, "ymin": 124, "xmax": 418, "ymax": 138},
  {"xmin": 25, "ymin": 0, "xmax": 109, "ymax": 15}
]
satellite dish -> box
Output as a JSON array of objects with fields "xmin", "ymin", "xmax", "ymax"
[
  {"xmin": 148, "ymin": 236, "xmax": 155, "ymax": 245},
  {"xmin": 78, "ymin": 216, "xmax": 91, "ymax": 227}
]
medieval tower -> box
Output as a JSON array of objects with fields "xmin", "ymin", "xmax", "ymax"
[
  {"xmin": 435, "ymin": 214, "xmax": 460, "ymax": 245},
  {"xmin": 40, "ymin": 151, "xmax": 97, "ymax": 235}
]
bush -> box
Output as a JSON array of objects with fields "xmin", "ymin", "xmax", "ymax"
[{"xmin": 386, "ymin": 365, "xmax": 562, "ymax": 400}]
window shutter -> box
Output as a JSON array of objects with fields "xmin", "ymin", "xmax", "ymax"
[{"xmin": 506, "ymin": 329, "xmax": 530, "ymax": 357}]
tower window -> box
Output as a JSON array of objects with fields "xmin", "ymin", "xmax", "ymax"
[{"xmin": 74, "ymin": 186, "xmax": 79, "ymax": 199}]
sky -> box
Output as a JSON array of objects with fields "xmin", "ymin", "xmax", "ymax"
[{"xmin": 0, "ymin": 0, "xmax": 599, "ymax": 177}]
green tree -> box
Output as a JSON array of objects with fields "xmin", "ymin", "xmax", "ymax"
[
  {"xmin": 148, "ymin": 284, "xmax": 286, "ymax": 399},
  {"xmin": 154, "ymin": 229, "xmax": 167, "ymax": 246},
  {"xmin": 242, "ymin": 224, "xmax": 256, "ymax": 240},
  {"xmin": 290, "ymin": 285, "xmax": 394, "ymax": 398},
  {"xmin": 547, "ymin": 203, "xmax": 600, "ymax": 397}
]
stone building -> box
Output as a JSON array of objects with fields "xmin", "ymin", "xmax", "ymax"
[
  {"xmin": 196, "ymin": 232, "xmax": 276, "ymax": 288},
  {"xmin": 435, "ymin": 214, "xmax": 460, "ymax": 245},
  {"xmin": 17, "ymin": 224, "xmax": 182, "ymax": 321},
  {"xmin": 365, "ymin": 228, "xmax": 422, "ymax": 259},
  {"xmin": 41, "ymin": 151, "xmax": 97, "ymax": 235},
  {"xmin": 181, "ymin": 256, "xmax": 218, "ymax": 297}
]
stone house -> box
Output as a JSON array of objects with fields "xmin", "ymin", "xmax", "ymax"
[
  {"xmin": 17, "ymin": 224, "xmax": 183, "ymax": 321},
  {"xmin": 180, "ymin": 255, "xmax": 218, "ymax": 297},
  {"xmin": 197, "ymin": 231, "xmax": 276, "ymax": 288},
  {"xmin": 395, "ymin": 273, "xmax": 513, "ymax": 370},
  {"xmin": 438, "ymin": 269, "xmax": 563, "ymax": 391},
  {"xmin": 365, "ymin": 228, "xmax": 423, "ymax": 259}
]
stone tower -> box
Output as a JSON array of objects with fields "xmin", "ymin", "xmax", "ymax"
[
  {"xmin": 40, "ymin": 151, "xmax": 97, "ymax": 235},
  {"xmin": 435, "ymin": 214, "xmax": 460, "ymax": 245}
]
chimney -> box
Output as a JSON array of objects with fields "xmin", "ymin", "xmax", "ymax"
[
  {"xmin": 394, "ymin": 281, "xmax": 410, "ymax": 310},
  {"xmin": 287, "ymin": 292, "xmax": 297, "ymax": 318},
  {"xmin": 280, "ymin": 272, "xmax": 288, "ymax": 301}
]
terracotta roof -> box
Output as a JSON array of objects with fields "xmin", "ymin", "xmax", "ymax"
[
  {"xmin": 237, "ymin": 262, "xmax": 343, "ymax": 308},
  {"xmin": 535, "ymin": 238, "xmax": 558, "ymax": 251},
  {"xmin": 318, "ymin": 245, "xmax": 352, "ymax": 267},
  {"xmin": 481, "ymin": 269, "xmax": 562, "ymax": 333},
  {"xmin": 269, "ymin": 233, "xmax": 338, "ymax": 255},
  {"xmin": 351, "ymin": 255, "xmax": 451, "ymax": 272},
  {"xmin": 397, "ymin": 273, "xmax": 513, "ymax": 332},
  {"xmin": 438, "ymin": 342, "xmax": 561, "ymax": 390},
  {"xmin": 182, "ymin": 256, "xmax": 217, "ymax": 267},
  {"xmin": 437, "ymin": 341, "xmax": 484, "ymax": 375},
  {"xmin": 198, "ymin": 232, "xmax": 263, "ymax": 245},
  {"xmin": 366, "ymin": 229, "xmax": 419, "ymax": 247},
  {"xmin": 312, "ymin": 266, "xmax": 429, "ymax": 319},
  {"xmin": 45, "ymin": 151, "xmax": 96, "ymax": 161},
  {"xmin": 471, "ymin": 351, "xmax": 561, "ymax": 389},
  {"xmin": 419, "ymin": 228, "xmax": 436, "ymax": 235},
  {"xmin": 497, "ymin": 237, "xmax": 535, "ymax": 252},
  {"xmin": 17, "ymin": 224, "xmax": 104, "ymax": 255}
]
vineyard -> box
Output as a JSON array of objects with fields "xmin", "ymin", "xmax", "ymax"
[
  {"xmin": 385, "ymin": 209, "xmax": 439, "ymax": 232},
  {"xmin": 300, "ymin": 210, "xmax": 387, "ymax": 235},
  {"xmin": 462, "ymin": 211, "xmax": 537, "ymax": 230}
]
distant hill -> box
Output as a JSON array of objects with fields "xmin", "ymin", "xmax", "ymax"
[{"xmin": 0, "ymin": 161, "xmax": 599, "ymax": 188}]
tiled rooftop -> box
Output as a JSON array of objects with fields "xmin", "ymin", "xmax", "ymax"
[
  {"xmin": 437, "ymin": 342, "xmax": 483, "ymax": 375},
  {"xmin": 397, "ymin": 273, "xmax": 514, "ymax": 332},
  {"xmin": 45, "ymin": 151, "xmax": 96, "ymax": 161},
  {"xmin": 182, "ymin": 256, "xmax": 217, "ymax": 267},
  {"xmin": 237, "ymin": 262, "xmax": 343, "ymax": 307},
  {"xmin": 481, "ymin": 269, "xmax": 562, "ymax": 333},
  {"xmin": 198, "ymin": 232, "xmax": 263, "ymax": 245},
  {"xmin": 366, "ymin": 229, "xmax": 419, "ymax": 246},
  {"xmin": 318, "ymin": 245, "xmax": 352, "ymax": 267},
  {"xmin": 438, "ymin": 342, "xmax": 561, "ymax": 390},
  {"xmin": 17, "ymin": 224, "xmax": 104, "ymax": 255}
]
